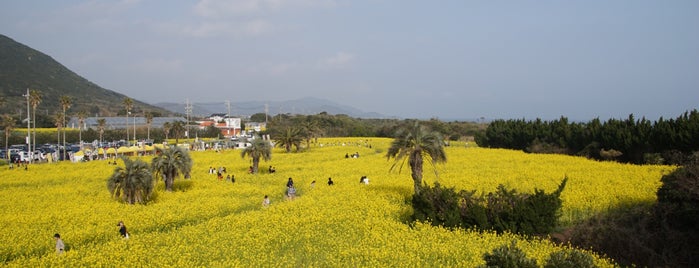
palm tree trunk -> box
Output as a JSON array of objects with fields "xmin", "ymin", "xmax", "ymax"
[
  {"xmin": 4, "ymin": 133, "xmax": 8, "ymax": 162},
  {"xmin": 166, "ymin": 171, "xmax": 175, "ymax": 191},
  {"xmin": 62, "ymin": 108, "xmax": 66, "ymax": 160},
  {"xmin": 252, "ymin": 157, "xmax": 260, "ymax": 173},
  {"xmin": 57, "ymin": 127, "xmax": 61, "ymax": 160},
  {"xmin": 410, "ymin": 152, "xmax": 424, "ymax": 195},
  {"xmin": 32, "ymin": 108, "xmax": 36, "ymax": 161}
]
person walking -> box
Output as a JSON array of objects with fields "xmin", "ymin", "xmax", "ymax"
[
  {"xmin": 54, "ymin": 233, "xmax": 64, "ymax": 254},
  {"xmin": 117, "ymin": 221, "xmax": 129, "ymax": 239},
  {"xmin": 262, "ymin": 195, "xmax": 271, "ymax": 207}
]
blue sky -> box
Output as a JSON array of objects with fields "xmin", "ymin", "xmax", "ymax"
[{"xmin": 1, "ymin": 0, "xmax": 698, "ymax": 121}]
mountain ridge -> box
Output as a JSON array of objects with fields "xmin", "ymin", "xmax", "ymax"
[
  {"xmin": 1, "ymin": 34, "xmax": 386, "ymax": 120},
  {"xmin": 154, "ymin": 98, "xmax": 388, "ymax": 119},
  {"xmin": 0, "ymin": 34, "xmax": 171, "ymax": 117}
]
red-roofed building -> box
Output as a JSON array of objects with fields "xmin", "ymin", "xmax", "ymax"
[{"xmin": 198, "ymin": 115, "xmax": 242, "ymax": 138}]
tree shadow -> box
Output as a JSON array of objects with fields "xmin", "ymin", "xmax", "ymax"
[
  {"xmin": 172, "ymin": 179, "xmax": 194, "ymax": 192},
  {"xmin": 563, "ymin": 199, "xmax": 697, "ymax": 267}
]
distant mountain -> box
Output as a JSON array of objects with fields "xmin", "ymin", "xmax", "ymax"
[
  {"xmin": 154, "ymin": 97, "xmax": 387, "ymax": 119},
  {"xmin": 0, "ymin": 34, "xmax": 171, "ymax": 117}
]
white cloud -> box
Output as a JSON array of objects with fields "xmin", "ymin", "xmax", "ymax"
[
  {"xmin": 194, "ymin": 0, "xmax": 261, "ymax": 17},
  {"xmin": 247, "ymin": 51, "xmax": 356, "ymax": 76},
  {"xmin": 317, "ymin": 52, "xmax": 355, "ymax": 69},
  {"xmin": 170, "ymin": 19, "xmax": 273, "ymax": 37},
  {"xmin": 194, "ymin": 0, "xmax": 337, "ymax": 17},
  {"xmin": 248, "ymin": 62, "xmax": 301, "ymax": 76},
  {"xmin": 67, "ymin": 0, "xmax": 142, "ymax": 15},
  {"xmin": 22, "ymin": 0, "xmax": 143, "ymax": 33},
  {"xmin": 132, "ymin": 58, "xmax": 184, "ymax": 74}
]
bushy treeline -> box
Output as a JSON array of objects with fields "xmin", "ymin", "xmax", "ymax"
[
  {"xmin": 569, "ymin": 153, "xmax": 699, "ymax": 267},
  {"xmin": 411, "ymin": 178, "xmax": 567, "ymax": 236},
  {"xmin": 475, "ymin": 110, "xmax": 699, "ymax": 164},
  {"xmin": 260, "ymin": 113, "xmax": 484, "ymax": 140},
  {"xmin": 4, "ymin": 112, "xmax": 484, "ymax": 146}
]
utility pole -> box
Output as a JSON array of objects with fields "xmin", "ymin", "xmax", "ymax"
[
  {"xmin": 23, "ymin": 89, "xmax": 31, "ymax": 163},
  {"xmin": 185, "ymin": 98, "xmax": 192, "ymax": 143},
  {"xmin": 133, "ymin": 113, "xmax": 137, "ymax": 146},
  {"xmin": 225, "ymin": 100, "xmax": 232, "ymax": 137},
  {"xmin": 264, "ymin": 103, "xmax": 269, "ymax": 124}
]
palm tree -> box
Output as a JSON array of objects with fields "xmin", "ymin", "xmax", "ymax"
[
  {"xmin": 59, "ymin": 95, "xmax": 71, "ymax": 156},
  {"xmin": 123, "ymin": 98, "xmax": 133, "ymax": 144},
  {"xmin": 29, "ymin": 90, "xmax": 41, "ymax": 157},
  {"xmin": 241, "ymin": 136, "xmax": 272, "ymax": 174},
  {"xmin": 97, "ymin": 118, "xmax": 106, "ymax": 144},
  {"xmin": 300, "ymin": 117, "xmax": 322, "ymax": 149},
  {"xmin": 53, "ymin": 112, "xmax": 64, "ymax": 160},
  {"xmin": 274, "ymin": 127, "xmax": 303, "ymax": 153},
  {"xmin": 77, "ymin": 110, "xmax": 87, "ymax": 150},
  {"xmin": 145, "ymin": 112, "xmax": 153, "ymax": 141},
  {"xmin": 162, "ymin": 121, "xmax": 171, "ymax": 141},
  {"xmin": 107, "ymin": 156, "xmax": 154, "ymax": 204},
  {"xmin": 171, "ymin": 121, "xmax": 185, "ymax": 145},
  {"xmin": 1, "ymin": 114, "xmax": 15, "ymax": 161},
  {"xmin": 386, "ymin": 121, "xmax": 447, "ymax": 195},
  {"xmin": 152, "ymin": 146, "xmax": 193, "ymax": 191}
]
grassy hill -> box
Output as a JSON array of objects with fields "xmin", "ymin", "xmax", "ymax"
[{"xmin": 0, "ymin": 34, "xmax": 171, "ymax": 117}]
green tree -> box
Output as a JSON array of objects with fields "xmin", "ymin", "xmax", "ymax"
[
  {"xmin": 241, "ymin": 136, "xmax": 272, "ymax": 174},
  {"xmin": 386, "ymin": 121, "xmax": 447, "ymax": 195},
  {"xmin": 300, "ymin": 117, "xmax": 322, "ymax": 149},
  {"xmin": 107, "ymin": 156, "xmax": 154, "ymax": 204},
  {"xmin": 151, "ymin": 146, "xmax": 193, "ymax": 191},
  {"xmin": 274, "ymin": 127, "xmax": 303, "ymax": 153},
  {"xmin": 250, "ymin": 112, "xmax": 267, "ymax": 123},
  {"xmin": 97, "ymin": 118, "xmax": 106, "ymax": 144},
  {"xmin": 123, "ymin": 97, "xmax": 133, "ymax": 143},
  {"xmin": 76, "ymin": 110, "xmax": 87, "ymax": 149},
  {"xmin": 53, "ymin": 112, "xmax": 64, "ymax": 159},
  {"xmin": 59, "ymin": 95, "xmax": 71, "ymax": 153},
  {"xmin": 162, "ymin": 121, "xmax": 171, "ymax": 141},
  {"xmin": 170, "ymin": 121, "xmax": 185, "ymax": 145},
  {"xmin": 2, "ymin": 114, "xmax": 14, "ymax": 161},
  {"xmin": 29, "ymin": 90, "xmax": 41, "ymax": 157},
  {"xmin": 145, "ymin": 111, "xmax": 153, "ymax": 141}
]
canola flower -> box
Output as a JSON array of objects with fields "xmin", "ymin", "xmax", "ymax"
[{"xmin": 0, "ymin": 137, "xmax": 672, "ymax": 267}]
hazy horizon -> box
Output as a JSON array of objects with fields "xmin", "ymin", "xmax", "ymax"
[{"xmin": 2, "ymin": 1, "xmax": 697, "ymax": 121}]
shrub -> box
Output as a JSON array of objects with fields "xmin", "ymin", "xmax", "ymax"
[
  {"xmin": 655, "ymin": 155, "xmax": 699, "ymax": 231},
  {"xmin": 458, "ymin": 189, "xmax": 490, "ymax": 229},
  {"xmin": 544, "ymin": 249, "xmax": 598, "ymax": 268},
  {"xmin": 412, "ymin": 178, "xmax": 567, "ymax": 236},
  {"xmin": 511, "ymin": 185, "xmax": 565, "ymax": 235},
  {"xmin": 569, "ymin": 155, "xmax": 699, "ymax": 267},
  {"xmin": 599, "ymin": 148, "xmax": 623, "ymax": 160},
  {"xmin": 411, "ymin": 182, "xmax": 463, "ymax": 228},
  {"xmin": 480, "ymin": 241, "xmax": 538, "ymax": 268}
]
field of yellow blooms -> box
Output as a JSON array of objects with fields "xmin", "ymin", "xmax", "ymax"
[{"xmin": 0, "ymin": 137, "xmax": 673, "ymax": 267}]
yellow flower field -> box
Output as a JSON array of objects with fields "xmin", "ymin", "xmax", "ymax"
[{"xmin": 0, "ymin": 137, "xmax": 673, "ymax": 267}]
